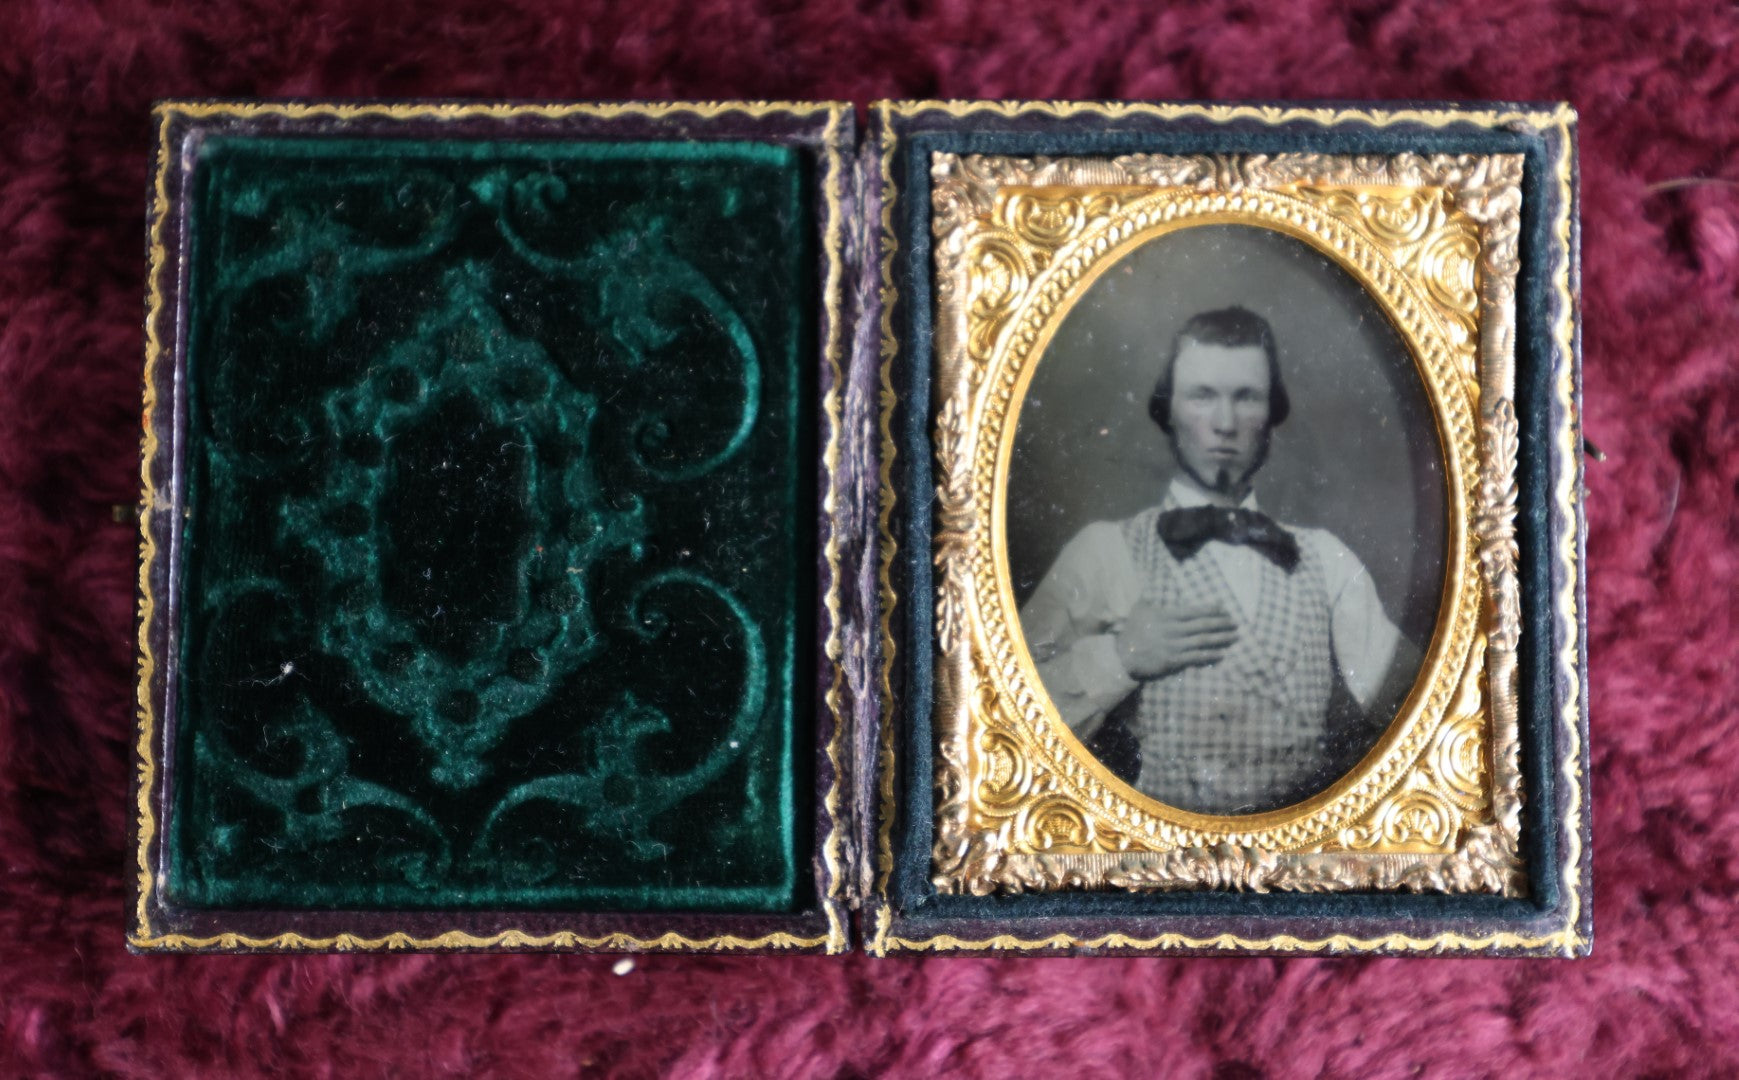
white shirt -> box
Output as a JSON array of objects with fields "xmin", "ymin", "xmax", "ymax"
[{"xmin": 1019, "ymin": 479, "xmax": 1404, "ymax": 738}]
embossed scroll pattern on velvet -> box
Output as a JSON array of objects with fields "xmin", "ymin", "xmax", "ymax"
[{"xmin": 172, "ymin": 138, "xmax": 812, "ymax": 912}]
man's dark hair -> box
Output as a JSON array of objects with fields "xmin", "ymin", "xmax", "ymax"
[{"xmin": 1147, "ymin": 306, "xmax": 1290, "ymax": 433}]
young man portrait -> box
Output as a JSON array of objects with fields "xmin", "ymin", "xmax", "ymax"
[{"xmin": 1018, "ymin": 306, "xmax": 1421, "ymax": 815}]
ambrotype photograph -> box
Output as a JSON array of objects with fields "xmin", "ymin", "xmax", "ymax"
[{"xmin": 1009, "ymin": 224, "xmax": 1447, "ymax": 816}]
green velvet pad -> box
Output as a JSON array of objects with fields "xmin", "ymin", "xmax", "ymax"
[{"xmin": 169, "ymin": 136, "xmax": 815, "ymax": 912}]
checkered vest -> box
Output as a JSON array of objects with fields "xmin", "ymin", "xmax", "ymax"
[{"xmin": 1121, "ymin": 506, "xmax": 1334, "ymax": 813}]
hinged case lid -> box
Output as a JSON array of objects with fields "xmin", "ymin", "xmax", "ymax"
[{"xmin": 134, "ymin": 100, "xmax": 859, "ymax": 953}]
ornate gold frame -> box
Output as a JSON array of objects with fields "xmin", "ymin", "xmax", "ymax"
[
  {"xmin": 133, "ymin": 100, "xmax": 853, "ymax": 953},
  {"xmin": 927, "ymin": 150, "xmax": 1528, "ymax": 898}
]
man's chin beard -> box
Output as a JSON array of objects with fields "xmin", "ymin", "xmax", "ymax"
[
  {"xmin": 1170, "ymin": 428, "xmax": 1271, "ymax": 500},
  {"xmin": 1178, "ymin": 458, "xmax": 1249, "ymax": 497}
]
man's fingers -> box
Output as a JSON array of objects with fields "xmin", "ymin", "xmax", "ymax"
[
  {"xmin": 1175, "ymin": 620, "xmax": 1238, "ymax": 640},
  {"xmin": 1176, "ymin": 612, "xmax": 1237, "ymax": 628},
  {"xmin": 1177, "ymin": 647, "xmax": 1232, "ymax": 668},
  {"xmin": 1180, "ymin": 637, "xmax": 1236, "ymax": 655},
  {"xmin": 1175, "ymin": 620, "xmax": 1239, "ymax": 639},
  {"xmin": 1169, "ymin": 604, "xmax": 1230, "ymax": 620},
  {"xmin": 1177, "ymin": 629, "xmax": 1239, "ymax": 649},
  {"xmin": 1173, "ymin": 615, "xmax": 1236, "ymax": 633}
]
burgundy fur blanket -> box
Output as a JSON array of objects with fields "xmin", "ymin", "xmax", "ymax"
[{"xmin": 3, "ymin": 0, "xmax": 1735, "ymax": 1074}]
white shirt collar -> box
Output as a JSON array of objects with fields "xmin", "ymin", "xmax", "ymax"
[{"xmin": 1165, "ymin": 476, "xmax": 1260, "ymax": 512}]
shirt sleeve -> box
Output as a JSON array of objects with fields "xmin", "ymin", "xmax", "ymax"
[
  {"xmin": 1304, "ymin": 530, "xmax": 1404, "ymax": 710},
  {"xmin": 1018, "ymin": 522, "xmax": 1141, "ymax": 738}
]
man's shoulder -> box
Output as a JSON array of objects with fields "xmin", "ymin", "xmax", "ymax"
[
  {"xmin": 1034, "ymin": 516, "xmax": 1145, "ymax": 600},
  {"xmin": 1109, "ymin": 509, "xmax": 1159, "ymax": 530},
  {"xmin": 1281, "ymin": 523, "xmax": 1370, "ymax": 590},
  {"xmin": 1061, "ymin": 516, "xmax": 1146, "ymax": 555},
  {"xmin": 1280, "ymin": 522, "xmax": 1357, "ymax": 555}
]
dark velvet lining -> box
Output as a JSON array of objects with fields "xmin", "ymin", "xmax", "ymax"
[
  {"xmin": 885, "ymin": 114, "xmax": 1572, "ymax": 926},
  {"xmin": 168, "ymin": 135, "xmax": 816, "ymax": 913}
]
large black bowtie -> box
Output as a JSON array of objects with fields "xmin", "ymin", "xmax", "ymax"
[{"xmin": 1157, "ymin": 505, "xmax": 1300, "ymax": 572}]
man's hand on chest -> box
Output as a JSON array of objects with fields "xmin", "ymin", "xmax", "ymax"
[{"xmin": 1113, "ymin": 599, "xmax": 1240, "ymax": 681}]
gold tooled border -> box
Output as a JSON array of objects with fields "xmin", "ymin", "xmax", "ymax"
[
  {"xmin": 132, "ymin": 100, "xmax": 852, "ymax": 953},
  {"xmin": 869, "ymin": 99, "xmax": 1585, "ymax": 957}
]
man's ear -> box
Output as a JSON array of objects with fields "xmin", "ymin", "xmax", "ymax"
[
  {"xmin": 1148, "ymin": 388, "xmax": 1173, "ymax": 433},
  {"xmin": 1268, "ymin": 381, "xmax": 1291, "ymax": 428}
]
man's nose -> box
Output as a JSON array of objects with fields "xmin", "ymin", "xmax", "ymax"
[{"xmin": 1211, "ymin": 399, "xmax": 1236, "ymax": 432}]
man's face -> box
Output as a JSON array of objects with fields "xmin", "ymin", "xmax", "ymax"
[{"xmin": 1167, "ymin": 338, "xmax": 1273, "ymax": 495}]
